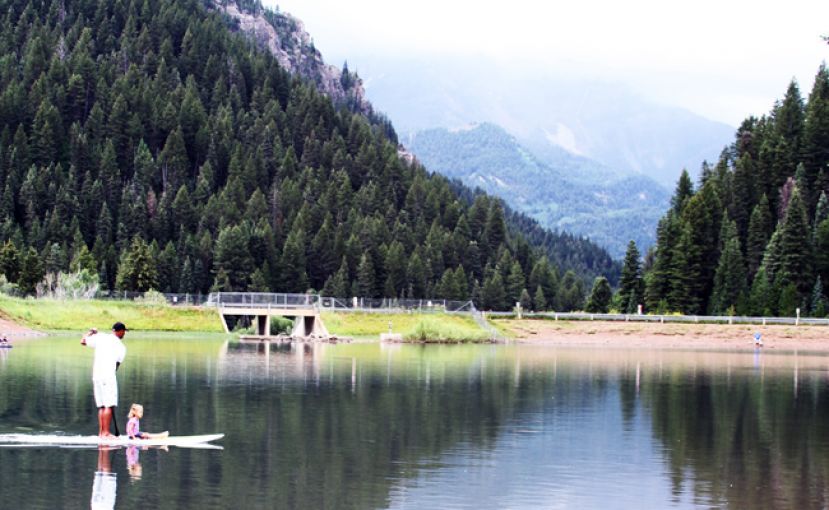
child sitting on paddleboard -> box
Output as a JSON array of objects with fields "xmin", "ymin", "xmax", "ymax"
[{"xmin": 126, "ymin": 404, "xmax": 168, "ymax": 440}]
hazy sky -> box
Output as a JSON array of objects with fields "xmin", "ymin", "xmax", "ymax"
[{"xmin": 265, "ymin": 0, "xmax": 829, "ymax": 125}]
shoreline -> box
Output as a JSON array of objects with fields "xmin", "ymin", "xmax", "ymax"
[
  {"xmin": 0, "ymin": 317, "xmax": 45, "ymax": 339},
  {"xmin": 497, "ymin": 318, "xmax": 829, "ymax": 352}
]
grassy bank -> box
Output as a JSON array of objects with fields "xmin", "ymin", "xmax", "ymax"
[
  {"xmin": 321, "ymin": 312, "xmax": 491, "ymax": 342},
  {"xmin": 0, "ymin": 294, "xmax": 223, "ymax": 332},
  {"xmin": 0, "ymin": 294, "xmax": 494, "ymax": 340}
]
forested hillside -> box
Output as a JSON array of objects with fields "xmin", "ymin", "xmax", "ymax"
[
  {"xmin": 407, "ymin": 123, "xmax": 669, "ymax": 258},
  {"xmin": 0, "ymin": 0, "xmax": 616, "ymax": 311},
  {"xmin": 643, "ymin": 64, "xmax": 829, "ymax": 316}
]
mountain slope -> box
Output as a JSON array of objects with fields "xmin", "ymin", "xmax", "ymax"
[
  {"xmin": 352, "ymin": 55, "xmax": 735, "ymax": 187},
  {"xmin": 408, "ymin": 124, "xmax": 670, "ymax": 258},
  {"xmin": 0, "ymin": 0, "xmax": 617, "ymax": 312}
]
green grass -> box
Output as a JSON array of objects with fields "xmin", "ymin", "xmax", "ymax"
[
  {"xmin": 321, "ymin": 312, "xmax": 491, "ymax": 342},
  {"xmin": 0, "ymin": 294, "xmax": 224, "ymax": 332}
]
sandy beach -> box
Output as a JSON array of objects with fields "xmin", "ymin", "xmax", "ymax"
[
  {"xmin": 498, "ymin": 318, "xmax": 829, "ymax": 352},
  {"xmin": 0, "ymin": 316, "xmax": 44, "ymax": 339}
]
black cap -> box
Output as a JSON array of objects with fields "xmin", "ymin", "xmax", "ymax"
[{"xmin": 112, "ymin": 322, "xmax": 128, "ymax": 332}]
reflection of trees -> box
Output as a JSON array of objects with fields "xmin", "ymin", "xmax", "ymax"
[
  {"xmin": 3, "ymin": 339, "xmax": 594, "ymax": 509},
  {"xmin": 640, "ymin": 363, "xmax": 829, "ymax": 509},
  {"xmin": 205, "ymin": 347, "xmax": 602, "ymax": 509}
]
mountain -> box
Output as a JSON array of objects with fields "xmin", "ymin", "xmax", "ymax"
[
  {"xmin": 350, "ymin": 56, "xmax": 735, "ymax": 187},
  {"xmin": 0, "ymin": 0, "xmax": 618, "ymax": 312},
  {"xmin": 407, "ymin": 123, "xmax": 670, "ymax": 258}
]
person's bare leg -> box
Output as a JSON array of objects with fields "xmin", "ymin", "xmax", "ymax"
[
  {"xmin": 99, "ymin": 407, "xmax": 114, "ymax": 438},
  {"xmin": 97, "ymin": 407, "xmax": 105, "ymax": 436},
  {"xmin": 97, "ymin": 446, "xmax": 112, "ymax": 472}
]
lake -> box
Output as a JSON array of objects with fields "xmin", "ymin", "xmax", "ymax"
[{"xmin": 1, "ymin": 335, "xmax": 829, "ymax": 509}]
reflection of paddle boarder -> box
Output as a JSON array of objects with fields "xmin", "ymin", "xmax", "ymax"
[
  {"xmin": 126, "ymin": 445, "xmax": 142, "ymax": 481},
  {"xmin": 91, "ymin": 447, "xmax": 117, "ymax": 510}
]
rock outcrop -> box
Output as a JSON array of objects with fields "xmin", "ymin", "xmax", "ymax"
[{"xmin": 213, "ymin": 1, "xmax": 372, "ymax": 116}]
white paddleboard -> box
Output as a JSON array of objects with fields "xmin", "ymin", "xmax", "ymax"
[{"xmin": 0, "ymin": 433, "xmax": 224, "ymax": 448}]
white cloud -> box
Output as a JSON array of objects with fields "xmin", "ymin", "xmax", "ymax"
[{"xmin": 265, "ymin": 0, "xmax": 829, "ymax": 124}]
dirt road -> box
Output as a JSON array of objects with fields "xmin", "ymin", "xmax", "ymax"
[{"xmin": 498, "ymin": 318, "xmax": 829, "ymax": 351}]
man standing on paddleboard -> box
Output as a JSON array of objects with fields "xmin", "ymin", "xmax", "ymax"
[{"xmin": 81, "ymin": 322, "xmax": 127, "ymax": 438}]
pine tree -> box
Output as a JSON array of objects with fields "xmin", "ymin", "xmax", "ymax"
[
  {"xmin": 778, "ymin": 282, "xmax": 799, "ymax": 317},
  {"xmin": 667, "ymin": 185, "xmax": 721, "ymax": 314},
  {"xmin": 279, "ymin": 226, "xmax": 308, "ymax": 292},
  {"xmin": 671, "ymin": 169, "xmax": 694, "ymax": 213},
  {"xmin": 730, "ymin": 155, "xmax": 756, "ymax": 241},
  {"xmin": 709, "ymin": 220, "xmax": 747, "ymax": 315},
  {"xmin": 179, "ymin": 257, "xmax": 195, "ymax": 293},
  {"xmin": 159, "ymin": 127, "xmax": 190, "ymax": 194},
  {"xmin": 505, "ymin": 260, "xmax": 526, "ymax": 305},
  {"xmin": 814, "ymin": 191, "xmax": 829, "ymax": 229},
  {"xmin": 322, "ymin": 257, "xmax": 350, "ymax": 299},
  {"xmin": 0, "ymin": 240, "xmax": 21, "ymax": 282},
  {"xmin": 455, "ymin": 265, "xmax": 470, "ymax": 300},
  {"xmin": 212, "ymin": 225, "xmax": 255, "ymax": 291},
  {"xmin": 18, "ymin": 247, "xmax": 43, "ymax": 295},
  {"xmin": 115, "ymin": 236, "xmax": 158, "ymax": 292},
  {"xmin": 585, "ymin": 276, "xmax": 612, "ymax": 313},
  {"xmin": 356, "ymin": 253, "xmax": 376, "ymax": 298},
  {"xmin": 645, "ymin": 212, "xmax": 679, "ymax": 310},
  {"xmin": 556, "ymin": 270, "xmax": 584, "ymax": 312},
  {"xmin": 810, "ymin": 276, "xmax": 827, "ymax": 317},
  {"xmin": 815, "ymin": 219, "xmax": 829, "ymax": 285},
  {"xmin": 775, "ymin": 187, "xmax": 813, "ymax": 297},
  {"xmin": 745, "ymin": 195, "xmax": 772, "ymax": 280},
  {"xmin": 156, "ymin": 241, "xmax": 178, "ymax": 292},
  {"xmin": 483, "ymin": 201, "xmax": 507, "ymax": 257},
  {"xmin": 519, "ymin": 288, "xmax": 532, "ymax": 312},
  {"xmin": 533, "ymin": 285, "xmax": 547, "ymax": 311},
  {"xmin": 406, "ymin": 252, "xmax": 427, "ymax": 298},
  {"xmin": 802, "ymin": 64, "xmax": 829, "ymax": 213},
  {"xmin": 618, "ymin": 240, "xmax": 644, "ymax": 311},
  {"xmin": 481, "ymin": 272, "xmax": 506, "ymax": 311},
  {"xmin": 749, "ymin": 267, "xmax": 774, "ymax": 316}
]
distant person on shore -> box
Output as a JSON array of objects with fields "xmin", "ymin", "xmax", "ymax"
[
  {"xmin": 1, "ymin": 334, "xmax": 8, "ymax": 343},
  {"xmin": 754, "ymin": 332, "xmax": 763, "ymax": 347},
  {"xmin": 81, "ymin": 323, "xmax": 128, "ymax": 438}
]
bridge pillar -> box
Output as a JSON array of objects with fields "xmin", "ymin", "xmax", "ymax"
[
  {"xmin": 291, "ymin": 314, "xmax": 329, "ymax": 338},
  {"xmin": 256, "ymin": 315, "xmax": 270, "ymax": 336}
]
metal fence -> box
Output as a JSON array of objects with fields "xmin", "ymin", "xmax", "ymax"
[
  {"xmin": 483, "ymin": 311, "xmax": 829, "ymax": 326},
  {"xmin": 318, "ymin": 297, "xmax": 475, "ymax": 313},
  {"xmin": 205, "ymin": 293, "xmax": 476, "ymax": 313},
  {"xmin": 205, "ymin": 292, "xmax": 320, "ymax": 308},
  {"xmin": 93, "ymin": 291, "xmax": 210, "ymax": 306}
]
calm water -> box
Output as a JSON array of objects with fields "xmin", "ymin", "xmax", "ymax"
[{"xmin": 2, "ymin": 335, "xmax": 829, "ymax": 509}]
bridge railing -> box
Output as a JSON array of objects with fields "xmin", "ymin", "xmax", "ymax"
[
  {"xmin": 319, "ymin": 297, "xmax": 475, "ymax": 313},
  {"xmin": 206, "ymin": 292, "xmax": 320, "ymax": 308},
  {"xmin": 205, "ymin": 293, "xmax": 475, "ymax": 313}
]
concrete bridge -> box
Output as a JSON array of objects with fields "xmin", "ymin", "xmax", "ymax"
[{"xmin": 207, "ymin": 292, "xmax": 329, "ymax": 338}]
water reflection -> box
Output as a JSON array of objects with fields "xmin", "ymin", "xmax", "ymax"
[
  {"xmin": 91, "ymin": 448, "xmax": 117, "ymax": 510},
  {"xmin": 3, "ymin": 338, "xmax": 829, "ymax": 508}
]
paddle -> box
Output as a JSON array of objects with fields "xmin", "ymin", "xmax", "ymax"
[{"xmin": 111, "ymin": 408, "xmax": 120, "ymax": 437}]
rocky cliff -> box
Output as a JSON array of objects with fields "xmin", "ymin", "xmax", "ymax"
[{"xmin": 213, "ymin": 0, "xmax": 372, "ymax": 116}]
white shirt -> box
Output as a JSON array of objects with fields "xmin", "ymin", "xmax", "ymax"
[{"xmin": 86, "ymin": 333, "xmax": 126, "ymax": 380}]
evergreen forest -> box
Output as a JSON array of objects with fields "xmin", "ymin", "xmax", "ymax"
[
  {"xmin": 642, "ymin": 63, "xmax": 829, "ymax": 317},
  {"xmin": 0, "ymin": 0, "xmax": 618, "ymax": 311}
]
